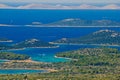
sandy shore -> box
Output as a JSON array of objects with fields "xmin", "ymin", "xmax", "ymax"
[
  {"xmin": 3, "ymin": 59, "xmax": 58, "ymax": 72},
  {"xmin": 5, "ymin": 59, "xmax": 40, "ymax": 64},
  {"xmin": 47, "ymin": 69, "xmax": 58, "ymax": 72},
  {"xmin": 54, "ymin": 56, "xmax": 78, "ymax": 61}
]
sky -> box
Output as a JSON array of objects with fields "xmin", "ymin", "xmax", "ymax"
[
  {"xmin": 0, "ymin": 0, "xmax": 120, "ymax": 9},
  {"xmin": 0, "ymin": 0, "xmax": 120, "ymax": 4}
]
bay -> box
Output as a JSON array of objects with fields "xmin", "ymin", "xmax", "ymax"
[{"xmin": 0, "ymin": 27, "xmax": 120, "ymax": 62}]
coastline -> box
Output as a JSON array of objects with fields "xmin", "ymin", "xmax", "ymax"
[
  {"xmin": 3, "ymin": 46, "xmax": 59, "ymax": 51},
  {"xmin": 1, "ymin": 59, "xmax": 58, "ymax": 73},
  {"xmin": 0, "ymin": 40, "xmax": 13, "ymax": 42},
  {"xmin": 54, "ymin": 55, "xmax": 78, "ymax": 61},
  {"xmin": 25, "ymin": 25, "xmax": 120, "ymax": 27},
  {"xmin": 4, "ymin": 59, "xmax": 40, "ymax": 63},
  {"xmin": 54, "ymin": 55, "xmax": 72, "ymax": 60},
  {"xmin": 51, "ymin": 42, "xmax": 120, "ymax": 47},
  {"xmin": 25, "ymin": 45, "xmax": 59, "ymax": 49},
  {"xmin": 7, "ymin": 48, "xmax": 26, "ymax": 51}
]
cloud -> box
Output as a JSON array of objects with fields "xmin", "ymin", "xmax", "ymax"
[
  {"xmin": 17, "ymin": 4, "xmax": 57, "ymax": 9},
  {"xmin": 0, "ymin": 3, "xmax": 120, "ymax": 9},
  {"xmin": 75, "ymin": 4, "xmax": 99, "ymax": 9},
  {"xmin": 17, "ymin": 4, "xmax": 75, "ymax": 9},
  {"xmin": 101, "ymin": 4, "xmax": 120, "ymax": 9},
  {"xmin": 16, "ymin": 4, "xmax": 120, "ymax": 9},
  {"xmin": 0, "ymin": 4, "xmax": 13, "ymax": 8}
]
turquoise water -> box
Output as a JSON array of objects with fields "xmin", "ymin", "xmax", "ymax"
[
  {"xmin": 0, "ymin": 59, "xmax": 10, "ymax": 63},
  {"xmin": 8, "ymin": 44, "xmax": 120, "ymax": 62},
  {"xmin": 0, "ymin": 27, "xmax": 120, "ymax": 74},
  {"xmin": 9, "ymin": 44, "xmax": 101, "ymax": 62},
  {"xmin": 0, "ymin": 60, "xmax": 8, "ymax": 63},
  {"xmin": 0, "ymin": 69, "xmax": 46, "ymax": 74},
  {"xmin": 0, "ymin": 27, "xmax": 120, "ymax": 62}
]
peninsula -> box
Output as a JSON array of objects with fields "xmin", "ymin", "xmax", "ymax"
[{"xmin": 54, "ymin": 29, "xmax": 120, "ymax": 45}]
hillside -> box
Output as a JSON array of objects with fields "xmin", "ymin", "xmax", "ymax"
[
  {"xmin": 45, "ymin": 18, "xmax": 120, "ymax": 27},
  {"xmin": 1, "ymin": 48, "xmax": 120, "ymax": 80},
  {"xmin": 0, "ymin": 52, "xmax": 30, "ymax": 60},
  {"xmin": 54, "ymin": 29, "xmax": 120, "ymax": 45}
]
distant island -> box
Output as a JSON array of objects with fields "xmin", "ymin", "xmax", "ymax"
[
  {"xmin": 53, "ymin": 29, "xmax": 120, "ymax": 45},
  {"xmin": 43, "ymin": 18, "xmax": 120, "ymax": 27},
  {"xmin": 1, "ymin": 19, "xmax": 120, "ymax": 27},
  {"xmin": 0, "ymin": 38, "xmax": 12, "ymax": 42},
  {"xmin": 0, "ymin": 52, "xmax": 30, "ymax": 60}
]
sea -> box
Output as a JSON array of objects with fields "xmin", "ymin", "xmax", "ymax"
[{"xmin": 0, "ymin": 9, "xmax": 120, "ymax": 74}]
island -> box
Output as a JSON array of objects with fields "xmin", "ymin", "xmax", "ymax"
[
  {"xmin": 44, "ymin": 18, "xmax": 120, "ymax": 27},
  {"xmin": 0, "ymin": 38, "xmax": 58, "ymax": 50},
  {"xmin": 0, "ymin": 38, "xmax": 12, "ymax": 42},
  {"xmin": 13, "ymin": 39, "xmax": 57, "ymax": 49},
  {"xmin": 53, "ymin": 29, "xmax": 120, "ymax": 45}
]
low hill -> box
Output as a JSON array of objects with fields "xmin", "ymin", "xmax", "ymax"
[
  {"xmin": 0, "ymin": 52, "xmax": 30, "ymax": 60},
  {"xmin": 13, "ymin": 39, "xmax": 56, "ymax": 48},
  {"xmin": 45, "ymin": 18, "xmax": 120, "ymax": 27}
]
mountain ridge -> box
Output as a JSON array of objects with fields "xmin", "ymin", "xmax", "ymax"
[{"xmin": 0, "ymin": 3, "xmax": 120, "ymax": 9}]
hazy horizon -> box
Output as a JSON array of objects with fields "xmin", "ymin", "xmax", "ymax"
[
  {"xmin": 0, "ymin": 3, "xmax": 120, "ymax": 9},
  {"xmin": 0, "ymin": 0, "xmax": 120, "ymax": 4}
]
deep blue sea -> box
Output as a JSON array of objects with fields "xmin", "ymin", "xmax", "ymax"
[
  {"xmin": 0, "ymin": 9, "xmax": 120, "ymax": 25},
  {"xmin": 0, "ymin": 9, "xmax": 120, "ymax": 74}
]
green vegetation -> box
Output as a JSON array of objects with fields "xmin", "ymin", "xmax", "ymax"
[
  {"xmin": 1, "ymin": 48, "xmax": 120, "ymax": 80},
  {"xmin": 56, "ymin": 48, "xmax": 120, "ymax": 66},
  {"xmin": 1, "ymin": 73, "xmax": 120, "ymax": 80},
  {"xmin": 54, "ymin": 29, "xmax": 120, "ymax": 45},
  {"xmin": 0, "ymin": 52, "xmax": 30, "ymax": 60}
]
